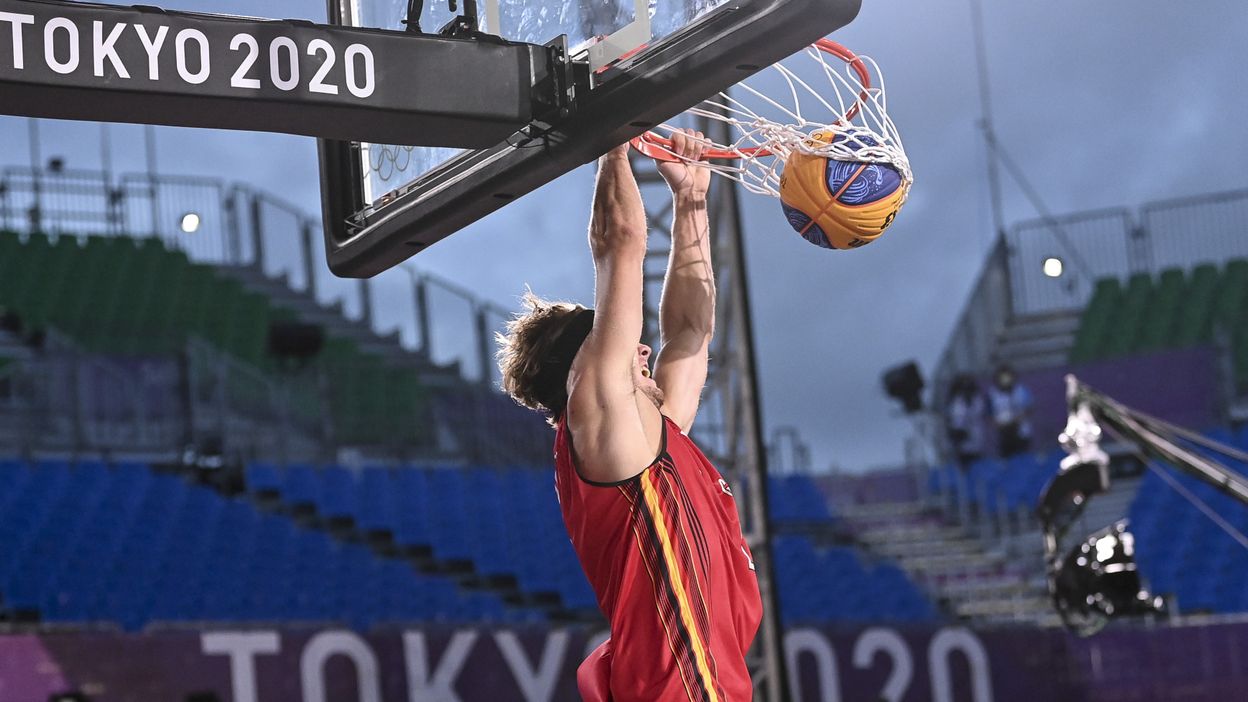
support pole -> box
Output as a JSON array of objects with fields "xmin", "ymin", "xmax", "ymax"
[{"xmin": 300, "ymin": 220, "xmax": 319, "ymax": 299}]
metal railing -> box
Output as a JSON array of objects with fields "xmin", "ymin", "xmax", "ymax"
[
  {"xmin": 1006, "ymin": 188, "xmax": 1248, "ymax": 316},
  {"xmin": 0, "ymin": 164, "xmax": 546, "ymax": 461},
  {"xmin": 0, "ymin": 166, "xmax": 514, "ymax": 380},
  {"xmin": 0, "ymin": 330, "xmax": 183, "ymax": 454},
  {"xmin": 932, "ymin": 187, "xmax": 1248, "ymax": 400}
]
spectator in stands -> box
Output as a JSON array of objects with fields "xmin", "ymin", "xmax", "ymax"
[
  {"xmin": 987, "ymin": 364, "xmax": 1034, "ymax": 457},
  {"xmin": 944, "ymin": 373, "xmax": 985, "ymax": 469},
  {"xmin": 496, "ymin": 131, "xmax": 761, "ymax": 702}
]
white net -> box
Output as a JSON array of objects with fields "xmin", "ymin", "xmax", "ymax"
[{"xmin": 634, "ymin": 40, "xmax": 912, "ymax": 199}]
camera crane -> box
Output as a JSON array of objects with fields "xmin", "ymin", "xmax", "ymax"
[{"xmin": 1038, "ymin": 375, "xmax": 1248, "ymax": 635}]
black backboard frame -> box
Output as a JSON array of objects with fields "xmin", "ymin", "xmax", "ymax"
[{"xmin": 319, "ymin": 0, "xmax": 862, "ymax": 277}]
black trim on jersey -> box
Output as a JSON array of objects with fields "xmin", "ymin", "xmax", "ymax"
[
  {"xmin": 668, "ymin": 464, "xmax": 713, "ymax": 578},
  {"xmin": 629, "ymin": 479, "xmax": 715, "ymax": 702},
  {"xmin": 562, "ymin": 414, "xmax": 671, "ymax": 488}
]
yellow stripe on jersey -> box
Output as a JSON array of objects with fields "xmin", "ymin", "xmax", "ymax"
[{"xmin": 639, "ymin": 471, "xmax": 721, "ymax": 702}]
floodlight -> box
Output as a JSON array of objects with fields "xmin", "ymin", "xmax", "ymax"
[{"xmin": 180, "ymin": 212, "xmax": 202, "ymax": 234}]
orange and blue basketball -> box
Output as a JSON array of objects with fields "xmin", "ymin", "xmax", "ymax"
[{"xmin": 778, "ymin": 130, "xmax": 909, "ymax": 249}]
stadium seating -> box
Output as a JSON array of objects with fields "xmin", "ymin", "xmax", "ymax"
[
  {"xmin": 0, "ymin": 231, "xmax": 429, "ymax": 446},
  {"xmin": 245, "ymin": 462, "xmax": 600, "ymax": 612},
  {"xmin": 772, "ymin": 535, "xmax": 936, "ymax": 624},
  {"xmin": 241, "ymin": 463, "xmax": 935, "ymax": 624},
  {"xmin": 930, "ymin": 427, "xmax": 1248, "ymax": 615},
  {"xmin": 768, "ymin": 474, "xmax": 838, "ymax": 524},
  {"xmin": 0, "ymin": 453, "xmax": 937, "ymax": 628},
  {"xmin": 0, "ymin": 459, "xmax": 533, "ymax": 630},
  {"xmin": 1069, "ymin": 261, "xmax": 1248, "ymax": 386},
  {"xmin": 1129, "ymin": 440, "xmax": 1248, "ymax": 614},
  {"xmin": 928, "ymin": 449, "xmax": 1063, "ymax": 519}
]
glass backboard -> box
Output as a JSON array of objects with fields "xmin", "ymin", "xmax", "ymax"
[{"xmin": 347, "ymin": 0, "xmax": 733, "ymax": 211}]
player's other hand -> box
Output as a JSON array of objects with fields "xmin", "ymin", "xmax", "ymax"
[{"xmin": 657, "ymin": 129, "xmax": 711, "ymax": 199}]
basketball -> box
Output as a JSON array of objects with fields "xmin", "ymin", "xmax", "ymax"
[{"xmin": 779, "ymin": 130, "xmax": 910, "ymax": 249}]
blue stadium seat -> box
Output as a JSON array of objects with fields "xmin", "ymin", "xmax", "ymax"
[
  {"xmin": 317, "ymin": 466, "xmax": 357, "ymax": 521},
  {"xmin": 768, "ymin": 475, "xmax": 835, "ymax": 523},
  {"xmin": 772, "ymin": 536, "xmax": 935, "ymax": 625},
  {"xmin": 246, "ymin": 462, "xmax": 283, "ymax": 495},
  {"xmin": 353, "ymin": 468, "xmax": 395, "ymax": 533},
  {"xmin": 0, "ymin": 459, "xmax": 542, "ymax": 630},
  {"xmin": 281, "ymin": 464, "xmax": 319, "ymax": 508}
]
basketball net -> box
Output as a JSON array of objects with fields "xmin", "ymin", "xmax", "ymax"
[{"xmin": 630, "ymin": 39, "xmax": 912, "ymax": 199}]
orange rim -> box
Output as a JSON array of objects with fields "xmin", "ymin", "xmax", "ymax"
[{"xmin": 629, "ymin": 39, "xmax": 872, "ymax": 162}]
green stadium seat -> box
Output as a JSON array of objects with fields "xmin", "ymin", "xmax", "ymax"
[
  {"xmin": 1069, "ymin": 278, "xmax": 1123, "ymax": 364},
  {"xmin": 22, "ymin": 236, "xmax": 80, "ymax": 332},
  {"xmin": 172, "ymin": 266, "xmax": 215, "ymax": 341},
  {"xmin": 3, "ymin": 234, "xmax": 53, "ymax": 328},
  {"xmin": 0, "ymin": 231, "xmax": 434, "ymax": 450},
  {"xmin": 0, "ymin": 232, "xmax": 25, "ymax": 301},
  {"xmin": 1100, "ymin": 273, "xmax": 1155, "ymax": 359},
  {"xmin": 1235, "ymin": 322, "xmax": 1248, "ymax": 391},
  {"xmin": 1137, "ymin": 268, "xmax": 1185, "ymax": 352},
  {"xmin": 1173, "ymin": 264, "xmax": 1219, "ymax": 347},
  {"xmin": 1215, "ymin": 260, "xmax": 1248, "ymax": 330}
]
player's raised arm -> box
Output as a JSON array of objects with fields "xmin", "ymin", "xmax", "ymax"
[
  {"xmin": 652, "ymin": 130, "xmax": 714, "ymax": 432},
  {"xmin": 565, "ymin": 144, "xmax": 662, "ymax": 483}
]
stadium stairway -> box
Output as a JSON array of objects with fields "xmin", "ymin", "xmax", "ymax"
[
  {"xmin": 992, "ymin": 310, "xmax": 1083, "ymax": 372},
  {"xmin": 837, "ymin": 500, "xmax": 1056, "ymax": 625},
  {"xmin": 768, "ymin": 475, "xmax": 942, "ymax": 624}
]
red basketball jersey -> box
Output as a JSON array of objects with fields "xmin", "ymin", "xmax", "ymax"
[{"xmin": 554, "ymin": 415, "xmax": 762, "ymax": 702}]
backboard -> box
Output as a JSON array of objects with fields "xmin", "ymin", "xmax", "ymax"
[{"xmin": 319, "ymin": 0, "xmax": 862, "ymax": 277}]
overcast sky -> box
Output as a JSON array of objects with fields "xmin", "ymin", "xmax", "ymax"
[{"xmin": 3, "ymin": 0, "xmax": 1247, "ymax": 471}]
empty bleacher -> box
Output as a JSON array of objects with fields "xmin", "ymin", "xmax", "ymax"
[
  {"xmin": 1069, "ymin": 260, "xmax": 1248, "ymax": 387},
  {"xmin": 1128, "ymin": 426, "xmax": 1248, "ymax": 614},
  {"xmin": 0, "ymin": 458, "xmax": 534, "ymax": 630},
  {"xmin": 765, "ymin": 474, "xmax": 939, "ymax": 624},
  {"xmin": 919, "ymin": 424, "xmax": 1248, "ymax": 622},
  {"xmin": 245, "ymin": 462, "xmax": 599, "ymax": 615},
  {"xmin": 773, "ymin": 535, "xmax": 936, "ymax": 625},
  {"xmin": 0, "ymin": 231, "xmax": 430, "ymax": 447},
  {"xmin": 768, "ymin": 474, "xmax": 839, "ymax": 525},
  {"xmin": 0, "ymin": 456, "xmax": 939, "ymax": 630}
]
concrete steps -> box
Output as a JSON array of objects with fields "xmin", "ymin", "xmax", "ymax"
[
  {"xmin": 953, "ymin": 595, "xmax": 1054, "ymax": 622},
  {"xmin": 844, "ymin": 490, "xmax": 1064, "ymax": 625},
  {"xmin": 856, "ymin": 522, "xmax": 966, "ymax": 544},
  {"xmin": 994, "ymin": 310, "xmax": 1082, "ymax": 372},
  {"xmin": 865, "ymin": 533, "xmax": 984, "ymax": 560}
]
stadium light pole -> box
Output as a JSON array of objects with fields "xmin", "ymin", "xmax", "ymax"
[{"xmin": 968, "ymin": 0, "xmax": 1004, "ymax": 248}]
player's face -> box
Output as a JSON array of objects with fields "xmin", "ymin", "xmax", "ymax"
[{"xmin": 633, "ymin": 343, "xmax": 664, "ymax": 408}]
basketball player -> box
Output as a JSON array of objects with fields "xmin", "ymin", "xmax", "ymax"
[{"xmin": 497, "ymin": 130, "xmax": 761, "ymax": 701}]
